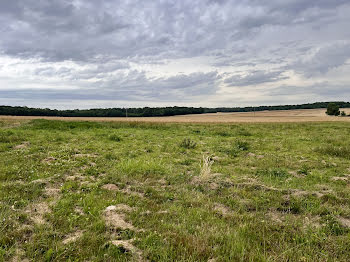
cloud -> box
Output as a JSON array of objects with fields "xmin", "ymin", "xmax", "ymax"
[
  {"xmin": 224, "ymin": 70, "xmax": 289, "ymax": 87},
  {"xmin": 0, "ymin": 70, "xmax": 221, "ymax": 102},
  {"xmin": 293, "ymin": 42, "xmax": 350, "ymax": 77},
  {"xmin": 0, "ymin": 0, "xmax": 350, "ymax": 108}
]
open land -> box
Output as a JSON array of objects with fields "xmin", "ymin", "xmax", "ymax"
[
  {"xmin": 1, "ymin": 108, "xmax": 350, "ymax": 123},
  {"xmin": 1, "ymin": 116, "xmax": 350, "ymax": 261}
]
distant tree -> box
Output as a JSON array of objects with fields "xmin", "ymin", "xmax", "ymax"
[
  {"xmin": 340, "ymin": 111, "xmax": 346, "ymax": 116},
  {"xmin": 326, "ymin": 103, "xmax": 340, "ymax": 116}
]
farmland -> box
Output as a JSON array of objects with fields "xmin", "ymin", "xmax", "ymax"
[
  {"xmin": 1, "ymin": 117, "xmax": 350, "ymax": 261},
  {"xmin": 1, "ymin": 108, "xmax": 350, "ymax": 124}
]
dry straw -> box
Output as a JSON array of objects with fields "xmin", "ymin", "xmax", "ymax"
[{"xmin": 200, "ymin": 155, "xmax": 214, "ymax": 177}]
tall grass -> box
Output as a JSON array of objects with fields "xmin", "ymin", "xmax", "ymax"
[{"xmin": 316, "ymin": 145, "xmax": 350, "ymax": 159}]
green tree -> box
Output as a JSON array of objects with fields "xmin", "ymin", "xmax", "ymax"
[{"xmin": 326, "ymin": 103, "xmax": 340, "ymax": 116}]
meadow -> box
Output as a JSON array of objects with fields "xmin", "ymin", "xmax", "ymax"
[{"xmin": 1, "ymin": 119, "xmax": 350, "ymax": 261}]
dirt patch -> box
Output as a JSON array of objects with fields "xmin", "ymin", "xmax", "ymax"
[
  {"xmin": 26, "ymin": 202, "xmax": 50, "ymax": 224},
  {"xmin": 75, "ymin": 206, "xmax": 84, "ymax": 215},
  {"xmin": 30, "ymin": 178, "xmax": 47, "ymax": 185},
  {"xmin": 268, "ymin": 211, "xmax": 283, "ymax": 223},
  {"xmin": 338, "ymin": 217, "xmax": 350, "ymax": 228},
  {"xmin": 267, "ymin": 211, "xmax": 321, "ymax": 228},
  {"xmin": 111, "ymin": 239, "xmax": 146, "ymax": 261},
  {"xmin": 74, "ymin": 153, "xmax": 98, "ymax": 158},
  {"xmin": 290, "ymin": 189, "xmax": 333, "ymax": 198},
  {"xmin": 213, "ymin": 203, "xmax": 231, "ymax": 216},
  {"xmin": 237, "ymin": 182, "xmax": 280, "ymax": 192},
  {"xmin": 104, "ymin": 205, "xmax": 135, "ymax": 230},
  {"xmin": 247, "ymin": 152, "xmax": 264, "ymax": 158},
  {"xmin": 42, "ymin": 157, "xmax": 56, "ymax": 164},
  {"xmin": 303, "ymin": 216, "xmax": 321, "ymax": 229},
  {"xmin": 13, "ymin": 142, "xmax": 30, "ymax": 150},
  {"xmin": 62, "ymin": 230, "xmax": 84, "ymax": 244},
  {"xmin": 191, "ymin": 173, "xmax": 225, "ymax": 187},
  {"xmin": 102, "ymin": 184, "xmax": 119, "ymax": 191},
  {"xmin": 44, "ymin": 184, "xmax": 61, "ymax": 198},
  {"xmin": 10, "ymin": 248, "xmax": 29, "ymax": 262},
  {"xmin": 331, "ymin": 176, "xmax": 349, "ymax": 182},
  {"xmin": 209, "ymin": 182, "xmax": 219, "ymax": 190},
  {"xmin": 66, "ymin": 174, "xmax": 85, "ymax": 181},
  {"xmin": 120, "ymin": 185, "xmax": 144, "ymax": 198},
  {"xmin": 157, "ymin": 210, "xmax": 169, "ymax": 214}
]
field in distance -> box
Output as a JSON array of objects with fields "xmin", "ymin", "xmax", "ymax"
[
  {"xmin": 1, "ymin": 119, "xmax": 350, "ymax": 261},
  {"xmin": 1, "ymin": 108, "xmax": 350, "ymax": 123}
]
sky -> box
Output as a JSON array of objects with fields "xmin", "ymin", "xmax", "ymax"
[{"xmin": 0, "ymin": 0, "xmax": 349, "ymax": 109}]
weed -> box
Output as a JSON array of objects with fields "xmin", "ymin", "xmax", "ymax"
[
  {"xmin": 237, "ymin": 129, "xmax": 252, "ymax": 136},
  {"xmin": 236, "ymin": 140, "xmax": 249, "ymax": 151},
  {"xmin": 179, "ymin": 138, "xmax": 197, "ymax": 149},
  {"xmin": 256, "ymin": 168, "xmax": 289, "ymax": 178},
  {"xmin": 322, "ymin": 214, "xmax": 348, "ymax": 235},
  {"xmin": 297, "ymin": 164, "xmax": 310, "ymax": 175},
  {"xmin": 215, "ymin": 131, "xmax": 231, "ymax": 137},
  {"xmin": 109, "ymin": 134, "xmax": 122, "ymax": 142}
]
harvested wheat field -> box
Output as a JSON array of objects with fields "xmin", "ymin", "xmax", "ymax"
[{"xmin": 1, "ymin": 108, "xmax": 350, "ymax": 123}]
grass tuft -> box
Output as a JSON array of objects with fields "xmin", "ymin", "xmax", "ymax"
[
  {"xmin": 179, "ymin": 138, "xmax": 197, "ymax": 149},
  {"xmin": 199, "ymin": 155, "xmax": 214, "ymax": 177}
]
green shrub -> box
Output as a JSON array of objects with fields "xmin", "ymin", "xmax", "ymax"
[{"xmin": 326, "ymin": 103, "xmax": 340, "ymax": 116}]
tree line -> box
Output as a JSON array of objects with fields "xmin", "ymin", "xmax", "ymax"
[{"xmin": 0, "ymin": 102, "xmax": 349, "ymax": 117}]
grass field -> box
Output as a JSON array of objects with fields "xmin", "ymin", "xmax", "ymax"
[{"xmin": 1, "ymin": 119, "xmax": 350, "ymax": 261}]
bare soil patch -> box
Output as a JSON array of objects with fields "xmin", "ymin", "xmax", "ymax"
[
  {"xmin": 111, "ymin": 239, "xmax": 146, "ymax": 261},
  {"xmin": 213, "ymin": 203, "xmax": 231, "ymax": 216},
  {"xmin": 13, "ymin": 142, "xmax": 30, "ymax": 150},
  {"xmin": 62, "ymin": 230, "xmax": 84, "ymax": 245},
  {"xmin": 338, "ymin": 217, "xmax": 350, "ymax": 228},
  {"xmin": 74, "ymin": 153, "xmax": 98, "ymax": 158},
  {"xmin": 42, "ymin": 157, "xmax": 56, "ymax": 164},
  {"xmin": 102, "ymin": 183, "xmax": 144, "ymax": 197},
  {"xmin": 102, "ymin": 184, "xmax": 119, "ymax": 191},
  {"xmin": 104, "ymin": 205, "xmax": 135, "ymax": 230},
  {"xmin": 26, "ymin": 202, "xmax": 50, "ymax": 224}
]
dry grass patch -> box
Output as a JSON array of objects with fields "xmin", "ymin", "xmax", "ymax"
[
  {"xmin": 62, "ymin": 230, "xmax": 84, "ymax": 245},
  {"xmin": 111, "ymin": 239, "xmax": 146, "ymax": 261},
  {"xmin": 104, "ymin": 205, "xmax": 136, "ymax": 231},
  {"xmin": 200, "ymin": 155, "xmax": 214, "ymax": 178},
  {"xmin": 26, "ymin": 202, "xmax": 50, "ymax": 225},
  {"xmin": 13, "ymin": 141, "xmax": 30, "ymax": 150}
]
